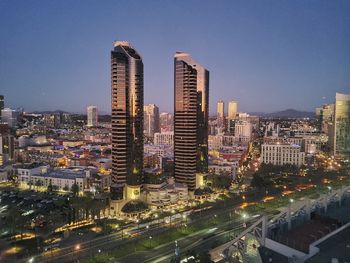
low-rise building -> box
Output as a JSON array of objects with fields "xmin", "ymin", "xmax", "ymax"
[
  {"xmin": 142, "ymin": 178, "xmax": 188, "ymax": 207},
  {"xmin": 18, "ymin": 166, "xmax": 90, "ymax": 191}
]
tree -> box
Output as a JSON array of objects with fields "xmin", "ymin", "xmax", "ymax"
[
  {"xmin": 47, "ymin": 183, "xmax": 53, "ymax": 192},
  {"xmin": 4, "ymin": 208, "xmax": 28, "ymax": 240},
  {"xmin": 28, "ymin": 180, "xmax": 33, "ymax": 190},
  {"xmin": 207, "ymin": 174, "xmax": 232, "ymax": 190},
  {"xmin": 35, "ymin": 180, "xmax": 43, "ymax": 190},
  {"xmin": 63, "ymin": 185, "xmax": 69, "ymax": 192},
  {"xmin": 71, "ymin": 183, "xmax": 79, "ymax": 196},
  {"xmin": 250, "ymin": 173, "xmax": 266, "ymax": 189}
]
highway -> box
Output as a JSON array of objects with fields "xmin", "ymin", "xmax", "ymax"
[{"xmin": 26, "ymin": 207, "xmax": 276, "ymax": 263}]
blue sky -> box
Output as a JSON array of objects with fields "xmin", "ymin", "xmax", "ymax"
[{"xmin": 0, "ymin": 0, "xmax": 349, "ymax": 114}]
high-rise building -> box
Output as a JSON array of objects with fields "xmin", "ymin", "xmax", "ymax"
[
  {"xmin": 0, "ymin": 134, "xmax": 15, "ymax": 165},
  {"xmin": 174, "ymin": 52, "xmax": 209, "ymax": 191},
  {"xmin": 111, "ymin": 41, "xmax": 144, "ymax": 186},
  {"xmin": 217, "ymin": 100, "xmax": 225, "ymax": 128},
  {"xmin": 333, "ymin": 92, "xmax": 350, "ymax": 158},
  {"xmin": 144, "ymin": 104, "xmax": 160, "ymax": 138},
  {"xmin": 217, "ymin": 100, "xmax": 224, "ymax": 118},
  {"xmin": 43, "ymin": 113, "xmax": 61, "ymax": 129},
  {"xmin": 1, "ymin": 108, "xmax": 18, "ymax": 128},
  {"xmin": 0, "ymin": 96, "xmax": 4, "ymax": 118},
  {"xmin": 87, "ymin": 105, "xmax": 98, "ymax": 127},
  {"xmin": 228, "ymin": 100, "xmax": 238, "ymax": 119},
  {"xmin": 234, "ymin": 121, "xmax": 252, "ymax": 143},
  {"xmin": 160, "ymin": 112, "xmax": 173, "ymax": 131}
]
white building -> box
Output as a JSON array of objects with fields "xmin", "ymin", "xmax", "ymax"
[
  {"xmin": 144, "ymin": 104, "xmax": 160, "ymax": 138},
  {"xmin": 142, "ymin": 178, "xmax": 188, "ymax": 206},
  {"xmin": 261, "ymin": 143, "xmax": 305, "ymax": 167},
  {"xmin": 18, "ymin": 165, "xmax": 90, "ymax": 191},
  {"xmin": 1, "ymin": 108, "xmax": 19, "ymax": 128},
  {"xmin": 144, "ymin": 144, "xmax": 173, "ymax": 158},
  {"xmin": 235, "ymin": 121, "xmax": 252, "ymax": 143},
  {"xmin": 154, "ymin": 131, "xmax": 174, "ymax": 146},
  {"xmin": 16, "ymin": 163, "xmax": 49, "ymax": 178},
  {"xmin": 87, "ymin": 105, "xmax": 98, "ymax": 127}
]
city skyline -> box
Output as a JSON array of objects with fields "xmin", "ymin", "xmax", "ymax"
[{"xmin": 1, "ymin": 1, "xmax": 349, "ymax": 114}]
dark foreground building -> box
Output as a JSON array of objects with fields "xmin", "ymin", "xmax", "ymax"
[
  {"xmin": 174, "ymin": 52, "xmax": 209, "ymax": 191},
  {"xmin": 111, "ymin": 41, "xmax": 144, "ymax": 186}
]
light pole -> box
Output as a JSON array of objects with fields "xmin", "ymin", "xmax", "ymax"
[
  {"xmin": 149, "ymin": 236, "xmax": 152, "ymax": 248},
  {"xmin": 74, "ymin": 244, "xmax": 80, "ymax": 262},
  {"xmin": 242, "ymin": 213, "xmax": 248, "ymax": 228},
  {"xmin": 170, "ymin": 209, "xmax": 175, "ymax": 227}
]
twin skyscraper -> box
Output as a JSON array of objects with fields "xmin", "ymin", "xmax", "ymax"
[{"xmin": 111, "ymin": 41, "xmax": 209, "ymax": 198}]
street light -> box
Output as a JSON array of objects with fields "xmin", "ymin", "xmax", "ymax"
[
  {"xmin": 149, "ymin": 236, "xmax": 152, "ymax": 248},
  {"xmin": 242, "ymin": 213, "xmax": 248, "ymax": 228},
  {"xmin": 75, "ymin": 244, "xmax": 80, "ymax": 251},
  {"xmin": 28, "ymin": 257, "xmax": 34, "ymax": 263}
]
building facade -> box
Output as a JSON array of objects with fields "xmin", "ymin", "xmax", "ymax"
[
  {"xmin": 111, "ymin": 41, "xmax": 144, "ymax": 185},
  {"xmin": 174, "ymin": 52, "xmax": 209, "ymax": 191},
  {"xmin": 1, "ymin": 108, "xmax": 18, "ymax": 128},
  {"xmin": 144, "ymin": 104, "xmax": 160, "ymax": 138},
  {"xmin": 333, "ymin": 93, "xmax": 350, "ymax": 158},
  {"xmin": 154, "ymin": 131, "xmax": 174, "ymax": 146},
  {"xmin": 228, "ymin": 100, "xmax": 238, "ymax": 119},
  {"xmin": 87, "ymin": 105, "xmax": 98, "ymax": 127},
  {"xmin": 261, "ymin": 143, "xmax": 305, "ymax": 167},
  {"xmin": 0, "ymin": 95, "xmax": 4, "ymax": 118}
]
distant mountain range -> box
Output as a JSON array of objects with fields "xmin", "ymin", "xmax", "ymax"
[{"xmin": 249, "ymin": 109, "xmax": 315, "ymax": 118}]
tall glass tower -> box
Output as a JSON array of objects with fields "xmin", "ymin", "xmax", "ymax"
[
  {"xmin": 111, "ymin": 41, "xmax": 144, "ymax": 186},
  {"xmin": 174, "ymin": 52, "xmax": 209, "ymax": 191},
  {"xmin": 334, "ymin": 92, "xmax": 350, "ymax": 159}
]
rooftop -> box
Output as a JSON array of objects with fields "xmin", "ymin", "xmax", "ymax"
[{"xmin": 306, "ymin": 225, "xmax": 350, "ymax": 263}]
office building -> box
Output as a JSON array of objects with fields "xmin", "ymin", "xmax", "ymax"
[
  {"xmin": 228, "ymin": 100, "xmax": 238, "ymax": 119},
  {"xmin": 174, "ymin": 52, "xmax": 209, "ymax": 191},
  {"xmin": 1, "ymin": 108, "xmax": 18, "ymax": 128},
  {"xmin": 217, "ymin": 100, "xmax": 225, "ymax": 128},
  {"xmin": 43, "ymin": 113, "xmax": 61, "ymax": 129},
  {"xmin": 0, "ymin": 95, "xmax": 4, "ymax": 118},
  {"xmin": 154, "ymin": 131, "xmax": 174, "ymax": 146},
  {"xmin": 0, "ymin": 133, "xmax": 15, "ymax": 165},
  {"xmin": 261, "ymin": 143, "xmax": 305, "ymax": 167},
  {"xmin": 217, "ymin": 100, "xmax": 224, "ymax": 119},
  {"xmin": 111, "ymin": 41, "xmax": 144, "ymax": 185},
  {"xmin": 333, "ymin": 93, "xmax": 350, "ymax": 158},
  {"xmin": 160, "ymin": 112, "xmax": 173, "ymax": 132},
  {"xmin": 87, "ymin": 105, "xmax": 98, "ymax": 127},
  {"xmin": 235, "ymin": 121, "xmax": 252, "ymax": 143},
  {"xmin": 144, "ymin": 104, "xmax": 160, "ymax": 138}
]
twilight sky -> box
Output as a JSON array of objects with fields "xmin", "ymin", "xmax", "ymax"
[{"xmin": 0, "ymin": 0, "xmax": 349, "ymax": 114}]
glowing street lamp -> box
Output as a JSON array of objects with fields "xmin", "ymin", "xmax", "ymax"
[
  {"xmin": 149, "ymin": 236, "xmax": 152, "ymax": 247},
  {"xmin": 242, "ymin": 213, "xmax": 248, "ymax": 228}
]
